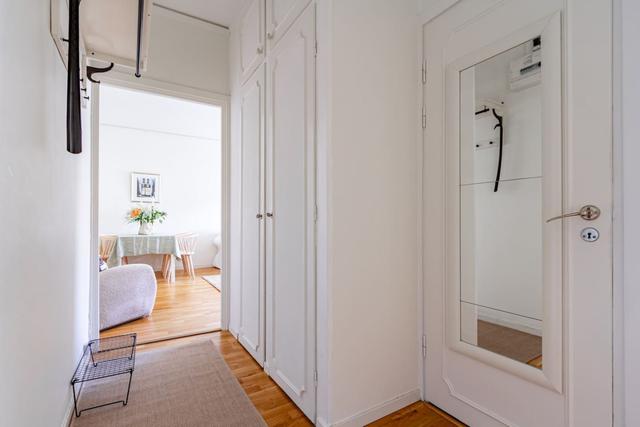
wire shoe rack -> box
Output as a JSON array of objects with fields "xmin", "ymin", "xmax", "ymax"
[{"xmin": 70, "ymin": 333, "xmax": 137, "ymax": 417}]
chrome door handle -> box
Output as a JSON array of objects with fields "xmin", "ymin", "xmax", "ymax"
[{"xmin": 546, "ymin": 205, "xmax": 601, "ymax": 223}]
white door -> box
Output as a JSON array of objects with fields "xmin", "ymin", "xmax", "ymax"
[
  {"xmin": 265, "ymin": 3, "xmax": 316, "ymax": 420},
  {"xmin": 239, "ymin": 65, "xmax": 266, "ymax": 365},
  {"xmin": 422, "ymin": 1, "xmax": 612, "ymax": 426}
]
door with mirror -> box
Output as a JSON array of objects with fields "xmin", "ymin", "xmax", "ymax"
[
  {"xmin": 423, "ymin": 1, "xmax": 612, "ymax": 426},
  {"xmin": 457, "ymin": 34, "xmax": 558, "ymax": 377}
]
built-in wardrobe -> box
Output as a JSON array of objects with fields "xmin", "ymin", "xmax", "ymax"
[{"xmin": 234, "ymin": 0, "xmax": 316, "ymax": 420}]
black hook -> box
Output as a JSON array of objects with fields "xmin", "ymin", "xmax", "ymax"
[{"xmin": 87, "ymin": 62, "xmax": 114, "ymax": 84}]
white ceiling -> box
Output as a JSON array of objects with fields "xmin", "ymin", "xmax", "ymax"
[{"xmin": 153, "ymin": 0, "xmax": 250, "ymax": 28}]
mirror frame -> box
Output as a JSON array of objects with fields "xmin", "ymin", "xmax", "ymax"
[{"xmin": 444, "ymin": 11, "xmax": 563, "ymax": 392}]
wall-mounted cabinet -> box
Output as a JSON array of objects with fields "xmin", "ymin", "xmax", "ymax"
[
  {"xmin": 266, "ymin": 0, "xmax": 312, "ymax": 50},
  {"xmin": 239, "ymin": 0, "xmax": 265, "ymax": 84},
  {"xmin": 234, "ymin": 1, "xmax": 317, "ymax": 422}
]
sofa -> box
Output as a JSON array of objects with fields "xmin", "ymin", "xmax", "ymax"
[{"xmin": 100, "ymin": 264, "xmax": 157, "ymax": 330}]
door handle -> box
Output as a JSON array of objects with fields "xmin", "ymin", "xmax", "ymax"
[
  {"xmin": 546, "ymin": 205, "xmax": 601, "ymax": 223},
  {"xmin": 266, "ymin": 212, "xmax": 273, "ymax": 218},
  {"xmin": 256, "ymin": 213, "xmax": 263, "ymax": 219}
]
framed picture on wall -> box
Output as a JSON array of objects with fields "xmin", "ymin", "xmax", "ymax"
[{"xmin": 131, "ymin": 172, "xmax": 160, "ymax": 203}]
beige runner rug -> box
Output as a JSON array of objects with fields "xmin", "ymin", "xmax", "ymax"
[{"xmin": 71, "ymin": 340, "xmax": 265, "ymax": 426}]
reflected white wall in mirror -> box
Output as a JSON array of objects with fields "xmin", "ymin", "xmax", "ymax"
[{"xmin": 459, "ymin": 38, "xmax": 544, "ymax": 369}]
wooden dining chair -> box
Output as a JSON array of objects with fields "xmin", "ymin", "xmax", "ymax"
[
  {"xmin": 176, "ymin": 233, "xmax": 199, "ymax": 279},
  {"xmin": 99, "ymin": 235, "xmax": 118, "ymax": 263}
]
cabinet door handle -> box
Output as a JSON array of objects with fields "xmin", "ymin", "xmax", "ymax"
[
  {"xmin": 256, "ymin": 46, "xmax": 264, "ymax": 54},
  {"xmin": 256, "ymin": 213, "xmax": 263, "ymax": 219},
  {"xmin": 267, "ymin": 31, "xmax": 274, "ymax": 40},
  {"xmin": 266, "ymin": 212, "xmax": 273, "ymax": 218}
]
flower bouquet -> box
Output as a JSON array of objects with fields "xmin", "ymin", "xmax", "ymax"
[{"xmin": 127, "ymin": 205, "xmax": 167, "ymax": 235}]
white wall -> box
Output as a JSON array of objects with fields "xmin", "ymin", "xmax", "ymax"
[
  {"xmin": 0, "ymin": 0, "xmax": 91, "ymax": 425},
  {"xmin": 418, "ymin": 0, "xmax": 459, "ymax": 23},
  {"xmin": 99, "ymin": 85, "xmax": 221, "ymax": 270},
  {"xmin": 144, "ymin": 5, "xmax": 230, "ymax": 95},
  {"xmin": 323, "ymin": 0, "xmax": 421, "ymax": 424},
  {"xmin": 102, "ymin": 4, "xmax": 230, "ymax": 97}
]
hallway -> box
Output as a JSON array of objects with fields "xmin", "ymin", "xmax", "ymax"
[{"xmin": 137, "ymin": 333, "xmax": 462, "ymax": 427}]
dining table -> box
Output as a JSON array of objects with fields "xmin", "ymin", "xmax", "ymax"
[{"xmin": 107, "ymin": 234, "xmax": 181, "ymax": 283}]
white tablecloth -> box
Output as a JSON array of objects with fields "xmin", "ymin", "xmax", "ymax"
[{"xmin": 107, "ymin": 234, "xmax": 181, "ymax": 267}]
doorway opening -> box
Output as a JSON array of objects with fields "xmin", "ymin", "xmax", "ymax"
[{"xmin": 95, "ymin": 83, "xmax": 224, "ymax": 344}]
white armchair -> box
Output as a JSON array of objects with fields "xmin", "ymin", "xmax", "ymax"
[{"xmin": 100, "ymin": 264, "xmax": 157, "ymax": 330}]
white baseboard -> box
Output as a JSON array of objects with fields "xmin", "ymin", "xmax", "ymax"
[
  {"xmin": 331, "ymin": 388, "xmax": 421, "ymax": 427},
  {"xmin": 61, "ymin": 394, "xmax": 74, "ymax": 427},
  {"xmin": 316, "ymin": 417, "xmax": 330, "ymax": 427},
  {"xmin": 477, "ymin": 306, "xmax": 542, "ymax": 336}
]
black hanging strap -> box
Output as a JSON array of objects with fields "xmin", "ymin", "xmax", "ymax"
[
  {"xmin": 66, "ymin": 0, "xmax": 82, "ymax": 154},
  {"xmin": 492, "ymin": 109, "xmax": 504, "ymax": 192}
]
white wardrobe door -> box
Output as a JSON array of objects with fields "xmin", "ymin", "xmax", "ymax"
[
  {"xmin": 266, "ymin": 0, "xmax": 311, "ymax": 50},
  {"xmin": 239, "ymin": 65, "xmax": 265, "ymax": 365},
  {"xmin": 239, "ymin": 0, "xmax": 265, "ymax": 84},
  {"xmin": 265, "ymin": 3, "xmax": 316, "ymax": 420}
]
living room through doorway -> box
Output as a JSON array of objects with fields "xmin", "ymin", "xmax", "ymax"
[{"xmin": 97, "ymin": 84, "xmax": 223, "ymax": 344}]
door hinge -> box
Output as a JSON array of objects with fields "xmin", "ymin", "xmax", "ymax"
[
  {"xmin": 315, "ymin": 41, "xmax": 318, "ymax": 57},
  {"xmin": 422, "ymin": 60, "xmax": 427, "ymax": 84},
  {"xmin": 314, "ymin": 370, "xmax": 318, "ymax": 387},
  {"xmin": 422, "ymin": 334, "xmax": 427, "ymax": 358},
  {"xmin": 314, "ymin": 204, "xmax": 318, "ymax": 223},
  {"xmin": 422, "ymin": 106, "xmax": 427, "ymax": 129}
]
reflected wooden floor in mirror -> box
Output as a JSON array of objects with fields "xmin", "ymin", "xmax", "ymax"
[
  {"xmin": 527, "ymin": 355, "xmax": 543, "ymax": 369},
  {"xmin": 477, "ymin": 320, "xmax": 542, "ymax": 367}
]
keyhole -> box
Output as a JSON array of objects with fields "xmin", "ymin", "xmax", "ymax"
[{"xmin": 581, "ymin": 227, "xmax": 599, "ymax": 242}]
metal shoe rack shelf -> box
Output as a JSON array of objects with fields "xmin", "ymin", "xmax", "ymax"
[{"xmin": 70, "ymin": 333, "xmax": 137, "ymax": 417}]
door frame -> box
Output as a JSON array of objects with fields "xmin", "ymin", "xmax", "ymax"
[
  {"xmin": 88, "ymin": 69, "xmax": 231, "ymax": 339},
  {"xmin": 419, "ymin": 0, "xmax": 617, "ymax": 424}
]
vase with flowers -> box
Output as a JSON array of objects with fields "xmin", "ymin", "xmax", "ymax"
[{"xmin": 127, "ymin": 205, "xmax": 167, "ymax": 235}]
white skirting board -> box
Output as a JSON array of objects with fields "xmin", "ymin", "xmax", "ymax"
[
  {"xmin": 477, "ymin": 306, "xmax": 542, "ymax": 337},
  {"xmin": 330, "ymin": 388, "xmax": 421, "ymax": 427},
  {"xmin": 61, "ymin": 394, "xmax": 74, "ymax": 427}
]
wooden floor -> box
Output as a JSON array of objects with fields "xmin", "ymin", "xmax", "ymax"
[
  {"xmin": 101, "ymin": 267, "xmax": 221, "ymax": 344},
  {"xmin": 139, "ymin": 332, "xmax": 464, "ymax": 427},
  {"xmin": 369, "ymin": 401, "xmax": 464, "ymax": 427}
]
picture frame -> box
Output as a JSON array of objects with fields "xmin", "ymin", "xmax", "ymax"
[{"xmin": 131, "ymin": 172, "xmax": 160, "ymax": 203}]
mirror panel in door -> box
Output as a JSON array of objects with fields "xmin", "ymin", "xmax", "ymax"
[{"xmin": 459, "ymin": 39, "xmax": 545, "ymax": 368}]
